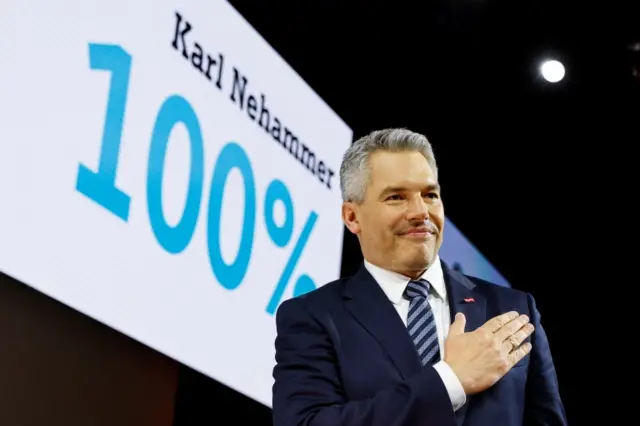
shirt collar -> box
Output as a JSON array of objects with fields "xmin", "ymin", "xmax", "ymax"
[{"xmin": 364, "ymin": 256, "xmax": 447, "ymax": 305}]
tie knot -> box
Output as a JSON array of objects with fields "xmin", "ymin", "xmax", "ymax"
[{"xmin": 404, "ymin": 279, "xmax": 431, "ymax": 300}]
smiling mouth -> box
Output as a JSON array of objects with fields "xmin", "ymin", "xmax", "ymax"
[{"xmin": 402, "ymin": 229, "xmax": 435, "ymax": 238}]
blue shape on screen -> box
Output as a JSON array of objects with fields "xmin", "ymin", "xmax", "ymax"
[
  {"xmin": 207, "ymin": 142, "xmax": 257, "ymax": 291},
  {"xmin": 439, "ymin": 218, "xmax": 510, "ymax": 287},
  {"xmin": 264, "ymin": 179, "xmax": 294, "ymax": 248},
  {"xmin": 76, "ymin": 44, "xmax": 132, "ymax": 221},
  {"xmin": 147, "ymin": 95, "xmax": 205, "ymax": 254}
]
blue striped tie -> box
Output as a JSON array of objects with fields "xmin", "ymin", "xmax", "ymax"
[{"xmin": 404, "ymin": 279, "xmax": 440, "ymax": 367}]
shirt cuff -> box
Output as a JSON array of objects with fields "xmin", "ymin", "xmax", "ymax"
[{"xmin": 432, "ymin": 360, "xmax": 467, "ymax": 411}]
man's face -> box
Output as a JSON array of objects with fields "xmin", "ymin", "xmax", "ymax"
[{"xmin": 342, "ymin": 150, "xmax": 445, "ymax": 278}]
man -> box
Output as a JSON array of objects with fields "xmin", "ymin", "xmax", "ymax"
[{"xmin": 272, "ymin": 128, "xmax": 567, "ymax": 426}]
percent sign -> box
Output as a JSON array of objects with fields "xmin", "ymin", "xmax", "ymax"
[
  {"xmin": 75, "ymin": 43, "xmax": 317, "ymax": 315},
  {"xmin": 262, "ymin": 180, "xmax": 318, "ymax": 314}
]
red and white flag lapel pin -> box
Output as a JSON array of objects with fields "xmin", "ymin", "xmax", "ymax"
[{"xmin": 463, "ymin": 297, "xmax": 475, "ymax": 303}]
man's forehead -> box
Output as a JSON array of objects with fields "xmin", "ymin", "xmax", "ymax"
[{"xmin": 377, "ymin": 181, "xmax": 440, "ymax": 193}]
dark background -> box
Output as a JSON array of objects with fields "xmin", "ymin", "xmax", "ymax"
[{"xmin": 173, "ymin": 1, "xmax": 639, "ymax": 425}]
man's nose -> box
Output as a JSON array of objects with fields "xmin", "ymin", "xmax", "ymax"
[{"xmin": 406, "ymin": 195, "xmax": 429, "ymax": 221}]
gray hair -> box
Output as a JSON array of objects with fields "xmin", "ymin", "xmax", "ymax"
[{"xmin": 339, "ymin": 128, "xmax": 438, "ymax": 203}]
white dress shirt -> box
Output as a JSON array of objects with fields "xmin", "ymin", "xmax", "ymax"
[{"xmin": 364, "ymin": 256, "xmax": 467, "ymax": 411}]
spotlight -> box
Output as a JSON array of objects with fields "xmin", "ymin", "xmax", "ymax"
[{"xmin": 540, "ymin": 59, "xmax": 565, "ymax": 83}]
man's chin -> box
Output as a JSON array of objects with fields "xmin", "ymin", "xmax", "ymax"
[
  {"xmin": 403, "ymin": 241, "xmax": 436, "ymax": 259},
  {"xmin": 390, "ymin": 254, "xmax": 434, "ymax": 272}
]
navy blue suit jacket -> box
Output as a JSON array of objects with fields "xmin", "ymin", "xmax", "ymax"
[{"xmin": 272, "ymin": 260, "xmax": 567, "ymax": 426}]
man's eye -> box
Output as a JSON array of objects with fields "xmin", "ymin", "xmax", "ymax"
[
  {"xmin": 425, "ymin": 192, "xmax": 439, "ymax": 199},
  {"xmin": 387, "ymin": 194, "xmax": 402, "ymax": 201}
]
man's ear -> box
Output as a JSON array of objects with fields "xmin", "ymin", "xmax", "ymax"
[{"xmin": 341, "ymin": 201, "xmax": 361, "ymax": 235}]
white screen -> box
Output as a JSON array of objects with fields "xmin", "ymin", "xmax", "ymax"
[{"xmin": 0, "ymin": 0, "xmax": 352, "ymax": 406}]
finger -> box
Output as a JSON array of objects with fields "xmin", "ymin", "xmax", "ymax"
[
  {"xmin": 507, "ymin": 342, "xmax": 532, "ymax": 367},
  {"xmin": 449, "ymin": 313, "xmax": 467, "ymax": 336},
  {"xmin": 505, "ymin": 323, "xmax": 535, "ymax": 349},
  {"xmin": 495, "ymin": 314, "xmax": 530, "ymax": 342},
  {"xmin": 501, "ymin": 324, "xmax": 534, "ymax": 353},
  {"xmin": 502, "ymin": 339, "xmax": 514, "ymax": 353},
  {"xmin": 481, "ymin": 311, "xmax": 519, "ymax": 333}
]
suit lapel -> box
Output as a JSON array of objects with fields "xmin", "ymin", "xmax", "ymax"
[
  {"xmin": 343, "ymin": 264, "xmax": 423, "ymax": 379},
  {"xmin": 442, "ymin": 261, "xmax": 487, "ymax": 425},
  {"xmin": 442, "ymin": 261, "xmax": 487, "ymax": 333}
]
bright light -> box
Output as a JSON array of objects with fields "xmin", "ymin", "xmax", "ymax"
[{"xmin": 540, "ymin": 59, "xmax": 565, "ymax": 83}]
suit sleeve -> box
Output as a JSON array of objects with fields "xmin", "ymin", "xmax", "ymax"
[
  {"xmin": 524, "ymin": 293, "xmax": 568, "ymax": 426},
  {"xmin": 271, "ymin": 297, "xmax": 457, "ymax": 426}
]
